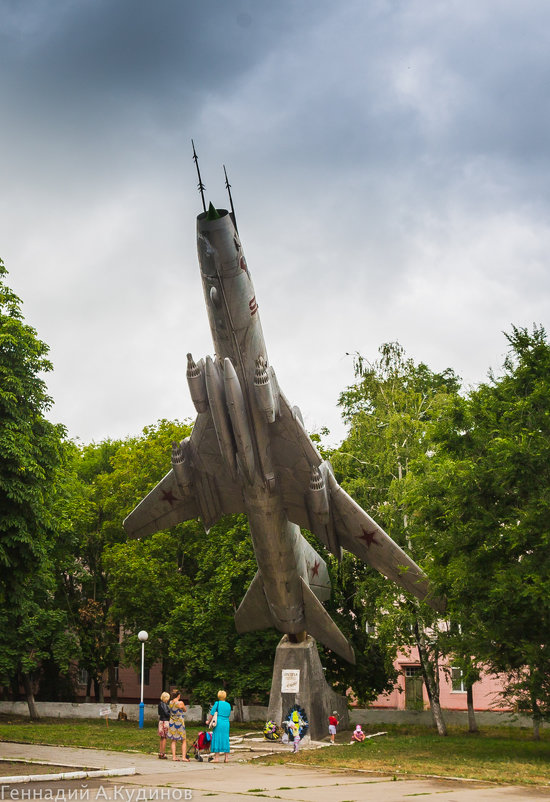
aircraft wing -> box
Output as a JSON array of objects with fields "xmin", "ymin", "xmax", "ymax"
[
  {"xmin": 324, "ymin": 473, "xmax": 433, "ymax": 604},
  {"xmin": 270, "ymin": 390, "xmax": 438, "ymax": 609},
  {"xmin": 123, "ymin": 410, "xmax": 245, "ymax": 540}
]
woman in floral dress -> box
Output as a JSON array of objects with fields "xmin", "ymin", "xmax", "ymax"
[{"xmin": 167, "ymin": 689, "xmax": 190, "ymax": 761}]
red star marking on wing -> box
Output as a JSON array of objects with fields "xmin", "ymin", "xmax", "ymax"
[
  {"xmin": 358, "ymin": 528, "xmax": 378, "ymax": 547},
  {"xmin": 310, "ymin": 560, "xmax": 320, "ymax": 579},
  {"xmin": 161, "ymin": 489, "xmax": 178, "ymax": 506}
]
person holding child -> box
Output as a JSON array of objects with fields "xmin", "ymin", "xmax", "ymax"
[{"xmin": 167, "ymin": 689, "xmax": 190, "ymax": 761}]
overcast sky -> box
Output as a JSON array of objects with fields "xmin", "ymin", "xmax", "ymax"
[{"xmin": 2, "ymin": 0, "xmax": 549, "ymax": 446}]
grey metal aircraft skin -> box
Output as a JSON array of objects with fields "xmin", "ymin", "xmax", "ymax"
[{"xmin": 123, "ymin": 199, "xmax": 437, "ymax": 664}]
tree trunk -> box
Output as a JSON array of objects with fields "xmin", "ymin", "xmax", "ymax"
[
  {"xmin": 85, "ymin": 674, "xmax": 92, "ymax": 703},
  {"xmin": 21, "ymin": 672, "xmax": 39, "ymax": 720},
  {"xmin": 531, "ymin": 690, "xmax": 541, "ymax": 741},
  {"xmin": 233, "ymin": 697, "xmax": 244, "ymax": 723},
  {"xmin": 466, "ymin": 684, "xmax": 478, "ymax": 733},
  {"xmin": 93, "ymin": 675, "xmax": 104, "ymax": 703},
  {"xmin": 413, "ymin": 620, "xmax": 447, "ymax": 736}
]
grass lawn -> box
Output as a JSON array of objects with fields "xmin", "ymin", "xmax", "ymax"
[
  {"xmin": 260, "ymin": 722, "xmax": 550, "ymax": 787},
  {"xmin": 0, "ymin": 716, "xmax": 206, "ymax": 755},
  {"xmin": 0, "ymin": 717, "xmax": 549, "ymax": 786},
  {"xmin": 0, "ymin": 762, "xmax": 89, "ymax": 775}
]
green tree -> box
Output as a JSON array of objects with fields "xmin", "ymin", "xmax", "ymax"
[
  {"xmin": 320, "ymin": 550, "xmax": 399, "ymax": 705},
  {"xmin": 94, "ymin": 420, "xmax": 277, "ymax": 711},
  {"xmin": 408, "ymin": 326, "xmax": 550, "ymax": 738},
  {"xmin": 106, "ymin": 512, "xmax": 281, "ymax": 712},
  {"xmin": 0, "ymin": 260, "xmax": 77, "ymax": 716},
  {"xmin": 62, "ymin": 421, "xmax": 194, "ymax": 701},
  {"xmin": 159, "ymin": 514, "xmax": 280, "ymax": 711},
  {"xmin": 105, "ymin": 527, "xmax": 195, "ymax": 692},
  {"xmin": 308, "ymin": 432, "xmax": 399, "ymax": 703},
  {"xmin": 332, "ymin": 342, "xmax": 461, "ymax": 734}
]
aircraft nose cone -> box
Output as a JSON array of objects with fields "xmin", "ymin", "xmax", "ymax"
[{"xmin": 206, "ymin": 202, "xmax": 221, "ymax": 220}]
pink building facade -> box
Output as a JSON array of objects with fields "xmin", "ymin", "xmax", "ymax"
[{"xmin": 372, "ymin": 646, "xmax": 509, "ymax": 711}]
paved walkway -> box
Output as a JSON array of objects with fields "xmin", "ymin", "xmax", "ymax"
[{"xmin": 1, "ymin": 741, "xmax": 549, "ymax": 801}]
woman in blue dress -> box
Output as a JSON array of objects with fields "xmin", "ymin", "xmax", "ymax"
[{"xmin": 207, "ymin": 690, "xmax": 231, "ymax": 762}]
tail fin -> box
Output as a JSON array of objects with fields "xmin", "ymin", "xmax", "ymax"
[
  {"xmin": 234, "ymin": 570, "xmax": 273, "ymax": 634},
  {"xmin": 298, "ymin": 534, "xmax": 331, "ymax": 602},
  {"xmin": 301, "ymin": 578, "xmax": 355, "ymax": 664},
  {"xmin": 234, "ymin": 570, "xmax": 356, "ymax": 665}
]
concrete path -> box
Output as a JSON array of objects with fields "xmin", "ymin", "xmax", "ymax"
[{"xmin": 1, "ymin": 741, "xmax": 549, "ymax": 801}]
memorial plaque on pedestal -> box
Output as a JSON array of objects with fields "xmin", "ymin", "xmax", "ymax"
[{"xmin": 267, "ymin": 635, "xmax": 348, "ymax": 741}]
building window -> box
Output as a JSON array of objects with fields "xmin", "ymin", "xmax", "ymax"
[
  {"xmin": 77, "ymin": 668, "xmax": 88, "ymax": 687},
  {"xmin": 144, "ymin": 667, "xmax": 150, "ymax": 686},
  {"xmin": 365, "ymin": 622, "xmax": 377, "ymax": 636},
  {"xmin": 451, "ymin": 666, "xmax": 466, "ymax": 692},
  {"xmin": 108, "ymin": 667, "xmax": 119, "ymax": 688},
  {"xmin": 404, "ymin": 666, "xmax": 422, "ymax": 678}
]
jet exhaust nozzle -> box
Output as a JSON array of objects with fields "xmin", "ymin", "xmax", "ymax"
[
  {"xmin": 224, "ymin": 357, "xmax": 255, "ymax": 483},
  {"xmin": 253, "ymin": 356, "xmax": 276, "ymax": 423},
  {"xmin": 171, "ymin": 439, "xmax": 192, "ymax": 488},
  {"xmin": 186, "ymin": 353, "xmax": 208, "ymax": 413},
  {"xmin": 204, "ymin": 355, "xmax": 237, "ymax": 478},
  {"xmin": 307, "ymin": 465, "xmax": 330, "ymax": 523}
]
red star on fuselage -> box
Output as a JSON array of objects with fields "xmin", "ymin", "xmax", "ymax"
[{"xmin": 310, "ymin": 560, "xmax": 320, "ymax": 579}]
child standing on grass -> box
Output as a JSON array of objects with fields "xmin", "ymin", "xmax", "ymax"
[{"xmin": 328, "ymin": 710, "xmax": 339, "ymax": 744}]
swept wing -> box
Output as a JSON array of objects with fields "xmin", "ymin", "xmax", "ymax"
[
  {"xmin": 123, "ymin": 409, "xmax": 245, "ymax": 539},
  {"xmin": 269, "ymin": 390, "xmax": 438, "ymax": 609}
]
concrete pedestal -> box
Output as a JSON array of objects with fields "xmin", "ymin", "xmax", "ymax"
[{"xmin": 267, "ymin": 635, "xmax": 349, "ymax": 742}]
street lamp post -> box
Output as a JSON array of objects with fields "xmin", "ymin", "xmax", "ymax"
[{"xmin": 138, "ymin": 630, "xmax": 148, "ymax": 729}]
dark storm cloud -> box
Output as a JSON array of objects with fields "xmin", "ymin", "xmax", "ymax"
[
  {"xmin": 0, "ymin": 0, "xmax": 318, "ymax": 119},
  {"xmin": 0, "ymin": 0, "xmax": 338, "ymax": 201}
]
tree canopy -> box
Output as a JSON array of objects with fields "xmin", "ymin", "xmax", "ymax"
[
  {"xmin": 407, "ymin": 325, "xmax": 550, "ymax": 736},
  {"xmin": 329, "ymin": 342, "xmax": 462, "ymax": 734},
  {"xmin": 0, "ymin": 260, "xmax": 76, "ymax": 715}
]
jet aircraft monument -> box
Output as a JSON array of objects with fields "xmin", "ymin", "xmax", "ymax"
[{"xmin": 124, "ymin": 154, "xmax": 438, "ymax": 664}]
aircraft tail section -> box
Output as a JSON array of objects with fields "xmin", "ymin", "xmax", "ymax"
[
  {"xmin": 235, "ymin": 571, "xmax": 355, "ymax": 664},
  {"xmin": 300, "ymin": 578, "xmax": 355, "ymax": 664},
  {"xmin": 234, "ymin": 570, "xmax": 273, "ymax": 634}
]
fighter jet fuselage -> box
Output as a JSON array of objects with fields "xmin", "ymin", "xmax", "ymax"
[{"xmin": 193, "ymin": 206, "xmax": 330, "ymax": 644}]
